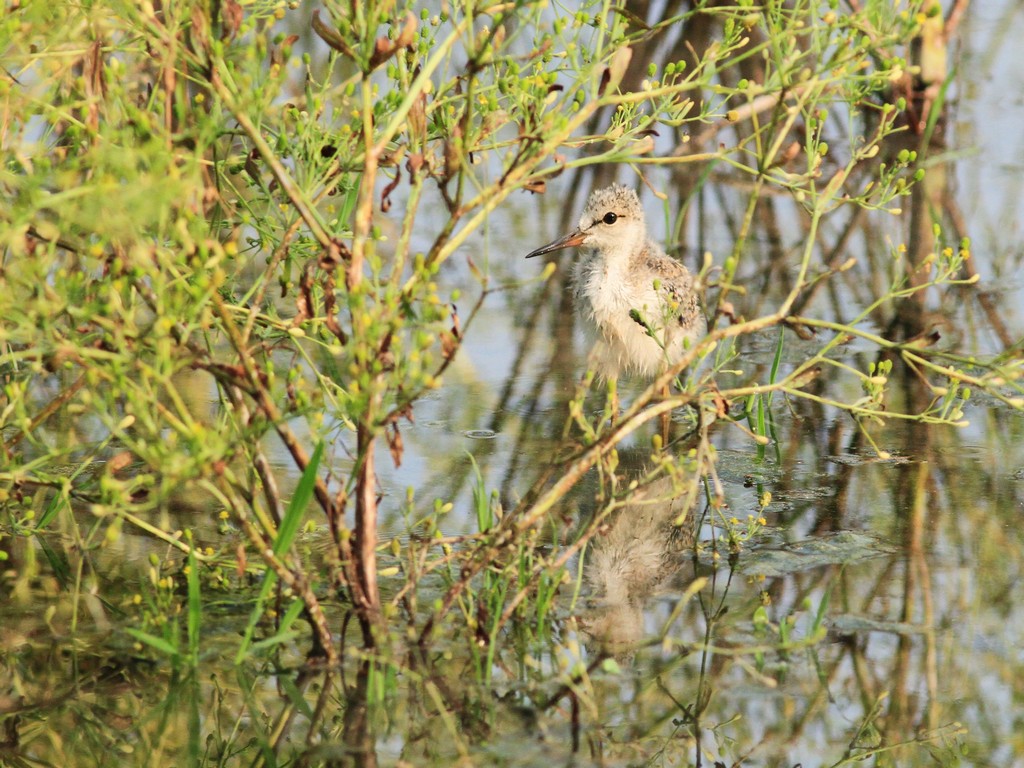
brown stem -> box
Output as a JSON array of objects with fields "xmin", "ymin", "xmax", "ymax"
[
  {"xmin": 3, "ymin": 373, "xmax": 86, "ymax": 454},
  {"xmin": 354, "ymin": 422, "xmax": 382, "ymax": 642}
]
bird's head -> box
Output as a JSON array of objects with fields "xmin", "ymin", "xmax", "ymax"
[{"xmin": 525, "ymin": 184, "xmax": 646, "ymax": 260}]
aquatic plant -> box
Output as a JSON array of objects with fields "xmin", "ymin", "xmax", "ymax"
[{"xmin": 0, "ymin": 0, "xmax": 1010, "ymax": 762}]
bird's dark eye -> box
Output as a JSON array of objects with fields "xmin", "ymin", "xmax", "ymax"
[{"xmin": 602, "ymin": 212, "xmax": 618, "ymax": 225}]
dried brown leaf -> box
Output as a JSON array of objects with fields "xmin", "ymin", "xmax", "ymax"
[
  {"xmin": 369, "ymin": 12, "xmax": 418, "ymax": 70},
  {"xmin": 444, "ymin": 124, "xmax": 463, "ymax": 180},
  {"xmin": 107, "ymin": 451, "xmax": 133, "ymax": 474},
  {"xmin": 221, "ymin": 0, "xmax": 243, "ymax": 40},
  {"xmin": 312, "ymin": 10, "xmax": 355, "ymax": 58},
  {"xmin": 386, "ymin": 423, "xmax": 404, "ymax": 468},
  {"xmin": 407, "ymin": 92, "xmax": 427, "ymax": 146},
  {"xmin": 601, "ymin": 46, "xmax": 632, "ymax": 95},
  {"xmin": 381, "ymin": 168, "xmax": 402, "ymax": 212},
  {"xmin": 235, "ymin": 543, "xmax": 247, "ymax": 579}
]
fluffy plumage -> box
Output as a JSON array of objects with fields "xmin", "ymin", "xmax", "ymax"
[{"xmin": 526, "ymin": 184, "xmax": 705, "ymax": 379}]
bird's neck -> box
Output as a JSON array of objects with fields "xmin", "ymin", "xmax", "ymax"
[{"xmin": 589, "ymin": 240, "xmax": 648, "ymax": 271}]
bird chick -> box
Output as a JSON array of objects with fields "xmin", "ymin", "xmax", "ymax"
[{"xmin": 526, "ymin": 184, "xmax": 705, "ymax": 380}]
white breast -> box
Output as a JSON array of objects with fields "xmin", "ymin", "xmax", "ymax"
[{"xmin": 571, "ymin": 253, "xmax": 678, "ymax": 379}]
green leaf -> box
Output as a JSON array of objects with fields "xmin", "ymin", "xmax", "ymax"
[{"xmin": 126, "ymin": 627, "xmax": 180, "ymax": 658}]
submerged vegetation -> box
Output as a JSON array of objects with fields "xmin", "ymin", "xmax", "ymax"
[{"xmin": 1, "ymin": 0, "xmax": 1019, "ymax": 764}]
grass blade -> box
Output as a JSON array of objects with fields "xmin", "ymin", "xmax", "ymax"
[
  {"xmin": 126, "ymin": 628, "xmax": 179, "ymax": 658},
  {"xmin": 235, "ymin": 442, "xmax": 324, "ymax": 664},
  {"xmin": 274, "ymin": 441, "xmax": 324, "ymax": 556},
  {"xmin": 767, "ymin": 327, "xmax": 784, "ymax": 408},
  {"xmin": 186, "ymin": 530, "xmax": 201, "ymax": 664}
]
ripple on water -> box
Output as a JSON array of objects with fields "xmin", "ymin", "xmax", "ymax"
[
  {"xmin": 826, "ymin": 452, "xmax": 912, "ymax": 466},
  {"xmin": 463, "ymin": 429, "xmax": 498, "ymax": 440}
]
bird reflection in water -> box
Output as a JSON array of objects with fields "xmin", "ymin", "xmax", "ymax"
[{"xmin": 577, "ymin": 447, "xmax": 700, "ymax": 655}]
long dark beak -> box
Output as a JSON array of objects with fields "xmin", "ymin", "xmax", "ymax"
[{"xmin": 524, "ymin": 229, "xmax": 587, "ymax": 258}]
